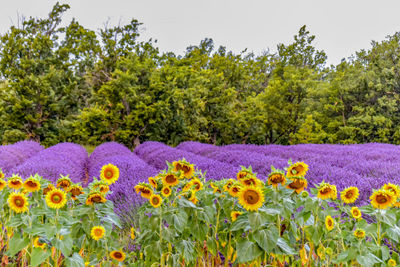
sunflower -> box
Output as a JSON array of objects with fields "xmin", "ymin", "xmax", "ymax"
[
  {"xmin": 110, "ymin": 250, "xmax": 126, "ymax": 262},
  {"xmin": 43, "ymin": 184, "xmax": 55, "ymax": 195},
  {"xmin": 149, "ymin": 194, "xmax": 162, "ymax": 208},
  {"xmin": 317, "ymin": 183, "xmax": 337, "ymax": 200},
  {"xmin": 56, "ymin": 176, "xmax": 72, "ymax": 190},
  {"xmin": 148, "ymin": 177, "xmax": 158, "ymax": 188},
  {"xmin": 0, "ymin": 170, "xmax": 4, "ymax": 179},
  {"xmin": 228, "ymin": 183, "xmax": 242, "ymax": 197},
  {"xmin": 267, "ymin": 172, "xmax": 286, "ymax": 188},
  {"xmin": 188, "ymin": 191, "xmax": 199, "ymax": 205},
  {"xmin": 86, "ymin": 191, "xmax": 107, "ymax": 205},
  {"xmin": 237, "ymin": 170, "xmax": 252, "ymax": 180},
  {"xmin": 353, "ymin": 229, "xmax": 365, "ymax": 239},
  {"xmin": 382, "ymin": 183, "xmax": 400, "ymax": 198},
  {"xmin": 210, "ymin": 183, "xmax": 222, "ymax": 194},
  {"xmin": 162, "ymin": 173, "xmax": 179, "ymax": 187},
  {"xmin": 46, "ymin": 188, "xmax": 67, "ymax": 209},
  {"xmin": 370, "ymin": 189, "xmax": 396, "ymax": 209},
  {"xmin": 173, "ymin": 160, "xmax": 195, "ymax": 178},
  {"xmin": 68, "ymin": 184, "xmax": 84, "ymax": 200},
  {"xmin": 161, "ymin": 186, "xmax": 172, "ymax": 197},
  {"xmin": 182, "ymin": 182, "xmax": 193, "ymax": 192},
  {"xmin": 34, "ymin": 237, "xmax": 46, "ymax": 249},
  {"xmin": 90, "ymin": 226, "xmax": 105, "ymax": 241},
  {"xmin": 8, "ymin": 191, "xmax": 29, "ymax": 213},
  {"xmin": 0, "ymin": 179, "xmax": 6, "ymax": 191},
  {"xmin": 130, "ymin": 227, "xmax": 135, "ymax": 240},
  {"xmin": 350, "ymin": 207, "xmax": 362, "ymax": 219},
  {"xmin": 238, "ymin": 186, "xmax": 264, "ymax": 211},
  {"xmin": 134, "ymin": 184, "xmax": 153, "ymax": 199},
  {"xmin": 240, "ymin": 176, "xmax": 262, "ymax": 188},
  {"xmin": 388, "ymin": 259, "xmax": 397, "ymax": 267},
  {"xmin": 231, "ymin": 211, "xmax": 242, "ymax": 222},
  {"xmin": 223, "ymin": 179, "xmax": 234, "ymax": 192},
  {"xmin": 23, "ymin": 177, "xmax": 41, "ymax": 192},
  {"xmin": 100, "ymin": 164, "xmax": 120, "ymax": 185},
  {"xmin": 325, "ymin": 216, "xmax": 334, "ymax": 231},
  {"xmin": 191, "ymin": 178, "xmax": 203, "ymax": 192},
  {"xmin": 8, "ymin": 176, "xmax": 23, "ymax": 190},
  {"xmin": 286, "ymin": 162, "xmax": 308, "ymax": 178},
  {"xmin": 340, "ymin": 187, "xmax": 359, "ymax": 204},
  {"xmin": 92, "ymin": 181, "xmax": 109, "ymax": 194},
  {"xmin": 287, "ymin": 176, "xmax": 308, "ymax": 194}
]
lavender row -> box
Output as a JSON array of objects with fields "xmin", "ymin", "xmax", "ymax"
[
  {"xmin": 11, "ymin": 142, "xmax": 88, "ymax": 183},
  {"xmin": 134, "ymin": 141, "xmax": 239, "ymax": 180},
  {"xmin": 0, "ymin": 140, "xmax": 44, "ymax": 174}
]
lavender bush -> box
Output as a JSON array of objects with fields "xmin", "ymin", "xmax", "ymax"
[
  {"xmin": 0, "ymin": 140, "xmax": 44, "ymax": 174},
  {"xmin": 11, "ymin": 142, "xmax": 88, "ymax": 183}
]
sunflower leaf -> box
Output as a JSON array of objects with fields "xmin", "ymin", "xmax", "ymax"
[
  {"xmin": 64, "ymin": 252, "xmax": 85, "ymax": 267},
  {"xmin": 31, "ymin": 248, "xmax": 51, "ymax": 267},
  {"xmin": 236, "ymin": 240, "xmax": 263, "ymax": 263}
]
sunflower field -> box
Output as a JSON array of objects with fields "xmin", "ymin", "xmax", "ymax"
[{"xmin": 1, "ymin": 140, "xmax": 400, "ymax": 266}]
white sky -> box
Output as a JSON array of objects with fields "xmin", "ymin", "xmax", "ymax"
[{"xmin": 1, "ymin": 0, "xmax": 400, "ymax": 65}]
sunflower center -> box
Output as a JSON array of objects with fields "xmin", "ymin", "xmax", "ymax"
[
  {"xmin": 114, "ymin": 252, "xmax": 122, "ymax": 259},
  {"xmin": 271, "ymin": 175, "xmax": 283, "ymax": 183},
  {"xmin": 11, "ymin": 181, "xmax": 21, "ymax": 185},
  {"xmin": 327, "ymin": 220, "xmax": 333, "ymax": 227},
  {"xmin": 27, "ymin": 181, "xmax": 37, "ymax": 188},
  {"xmin": 105, "ymin": 170, "xmax": 113, "ymax": 179},
  {"xmin": 152, "ymin": 197, "xmax": 160, "ymax": 205},
  {"xmin": 345, "ymin": 191, "xmax": 353, "ymax": 198},
  {"xmin": 320, "ymin": 187, "xmax": 331, "ymax": 195},
  {"xmin": 353, "ymin": 210, "xmax": 359, "ymax": 216},
  {"xmin": 52, "ymin": 194, "xmax": 62, "ymax": 203},
  {"xmin": 238, "ymin": 172, "xmax": 247, "ymax": 179},
  {"xmin": 244, "ymin": 189, "xmax": 260, "ymax": 205},
  {"xmin": 14, "ymin": 198, "xmax": 24, "ymax": 207},
  {"xmin": 94, "ymin": 229, "xmax": 103, "ymax": 236},
  {"xmin": 182, "ymin": 165, "xmax": 190, "ymax": 173},
  {"xmin": 92, "ymin": 196, "xmax": 103, "ymax": 203},
  {"xmin": 376, "ymin": 195, "xmax": 388, "ymax": 204},
  {"xmin": 163, "ymin": 188, "xmax": 170, "ymax": 194},
  {"xmin": 165, "ymin": 175, "xmax": 176, "ymax": 184},
  {"xmin": 289, "ymin": 180, "xmax": 304, "ymax": 189},
  {"xmin": 232, "ymin": 187, "xmax": 239, "ymax": 193},
  {"xmin": 194, "ymin": 183, "xmax": 201, "ymax": 190}
]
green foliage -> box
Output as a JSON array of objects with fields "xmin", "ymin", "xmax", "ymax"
[{"xmin": 1, "ymin": 4, "xmax": 400, "ymax": 147}]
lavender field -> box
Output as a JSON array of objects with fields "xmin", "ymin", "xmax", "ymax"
[{"xmin": 1, "ymin": 140, "xmax": 399, "ymax": 205}]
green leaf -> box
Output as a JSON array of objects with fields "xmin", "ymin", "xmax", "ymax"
[
  {"xmin": 54, "ymin": 235, "xmax": 73, "ymax": 257},
  {"xmin": 253, "ymin": 228, "xmax": 279, "ymax": 253},
  {"xmin": 172, "ymin": 211, "xmax": 188, "ymax": 233},
  {"xmin": 206, "ymin": 236, "xmax": 218, "ymax": 255},
  {"xmin": 31, "ymin": 248, "xmax": 51, "ymax": 267},
  {"xmin": 276, "ymin": 238, "xmax": 295, "ymax": 255},
  {"xmin": 356, "ymin": 253, "xmax": 382, "ymax": 267},
  {"xmin": 236, "ymin": 240, "xmax": 263, "ymax": 263},
  {"xmin": 248, "ymin": 212, "xmax": 262, "ymax": 230},
  {"xmin": 64, "ymin": 253, "xmax": 85, "ymax": 267},
  {"xmin": 230, "ymin": 215, "xmax": 250, "ymax": 232},
  {"xmin": 6, "ymin": 234, "xmax": 29, "ymax": 257}
]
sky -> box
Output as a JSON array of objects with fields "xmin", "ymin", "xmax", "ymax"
[{"xmin": 1, "ymin": 0, "xmax": 400, "ymax": 65}]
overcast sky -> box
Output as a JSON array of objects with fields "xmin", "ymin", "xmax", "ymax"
[{"xmin": 1, "ymin": 0, "xmax": 400, "ymax": 65}]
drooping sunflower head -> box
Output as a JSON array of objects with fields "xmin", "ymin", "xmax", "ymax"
[
  {"xmin": 43, "ymin": 183, "xmax": 55, "ymax": 195},
  {"xmin": 382, "ymin": 183, "xmax": 400, "ymax": 198},
  {"xmin": 340, "ymin": 186, "xmax": 359, "ymax": 204},
  {"xmin": 0, "ymin": 178, "xmax": 6, "ymax": 191},
  {"xmin": 228, "ymin": 183, "xmax": 242, "ymax": 197},
  {"xmin": 100, "ymin": 164, "xmax": 120, "ymax": 185},
  {"xmin": 182, "ymin": 181, "xmax": 193, "ymax": 192},
  {"xmin": 210, "ymin": 182, "xmax": 222, "ymax": 194},
  {"xmin": 191, "ymin": 178, "xmax": 203, "ymax": 192},
  {"xmin": 161, "ymin": 186, "xmax": 172, "ymax": 198},
  {"xmin": 236, "ymin": 169, "xmax": 254, "ymax": 181},
  {"xmin": 238, "ymin": 186, "xmax": 265, "ymax": 211},
  {"xmin": 148, "ymin": 177, "xmax": 158, "ymax": 188},
  {"xmin": 86, "ymin": 191, "xmax": 107, "ymax": 205},
  {"xmin": 231, "ymin": 211, "xmax": 243, "ymax": 222},
  {"xmin": 68, "ymin": 184, "xmax": 84, "ymax": 200},
  {"xmin": 223, "ymin": 179, "xmax": 234, "ymax": 192},
  {"xmin": 350, "ymin": 207, "xmax": 362, "ymax": 219},
  {"xmin": 173, "ymin": 159, "xmax": 195, "ymax": 178},
  {"xmin": 188, "ymin": 190, "xmax": 199, "ymax": 204},
  {"xmin": 267, "ymin": 171, "xmax": 286, "ymax": 188},
  {"xmin": 286, "ymin": 176, "xmax": 308, "ymax": 194},
  {"xmin": 8, "ymin": 191, "xmax": 29, "ymax": 213},
  {"xmin": 240, "ymin": 176, "xmax": 262, "ymax": 188},
  {"xmin": 370, "ymin": 189, "xmax": 396, "ymax": 209},
  {"xmin": 317, "ymin": 183, "xmax": 337, "ymax": 200},
  {"xmin": 149, "ymin": 194, "xmax": 162, "ymax": 208},
  {"xmin": 162, "ymin": 173, "xmax": 179, "ymax": 187},
  {"xmin": 0, "ymin": 169, "xmax": 4, "ymax": 179},
  {"xmin": 136, "ymin": 184, "xmax": 154, "ymax": 199},
  {"xmin": 110, "ymin": 250, "xmax": 126, "ymax": 262},
  {"xmin": 23, "ymin": 177, "xmax": 41, "ymax": 192},
  {"xmin": 130, "ymin": 227, "xmax": 135, "ymax": 240},
  {"xmin": 90, "ymin": 226, "xmax": 105, "ymax": 241},
  {"xmin": 353, "ymin": 229, "xmax": 365, "ymax": 239},
  {"xmin": 92, "ymin": 181, "xmax": 109, "ymax": 194},
  {"xmin": 56, "ymin": 176, "xmax": 72, "ymax": 190},
  {"xmin": 8, "ymin": 176, "xmax": 23, "ymax": 190},
  {"xmin": 325, "ymin": 215, "xmax": 334, "ymax": 231},
  {"xmin": 34, "ymin": 237, "xmax": 46, "ymax": 249},
  {"xmin": 46, "ymin": 188, "xmax": 67, "ymax": 209},
  {"xmin": 286, "ymin": 162, "xmax": 309, "ymax": 178}
]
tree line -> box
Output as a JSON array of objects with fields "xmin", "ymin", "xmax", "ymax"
[{"xmin": 1, "ymin": 3, "xmax": 400, "ymax": 148}]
